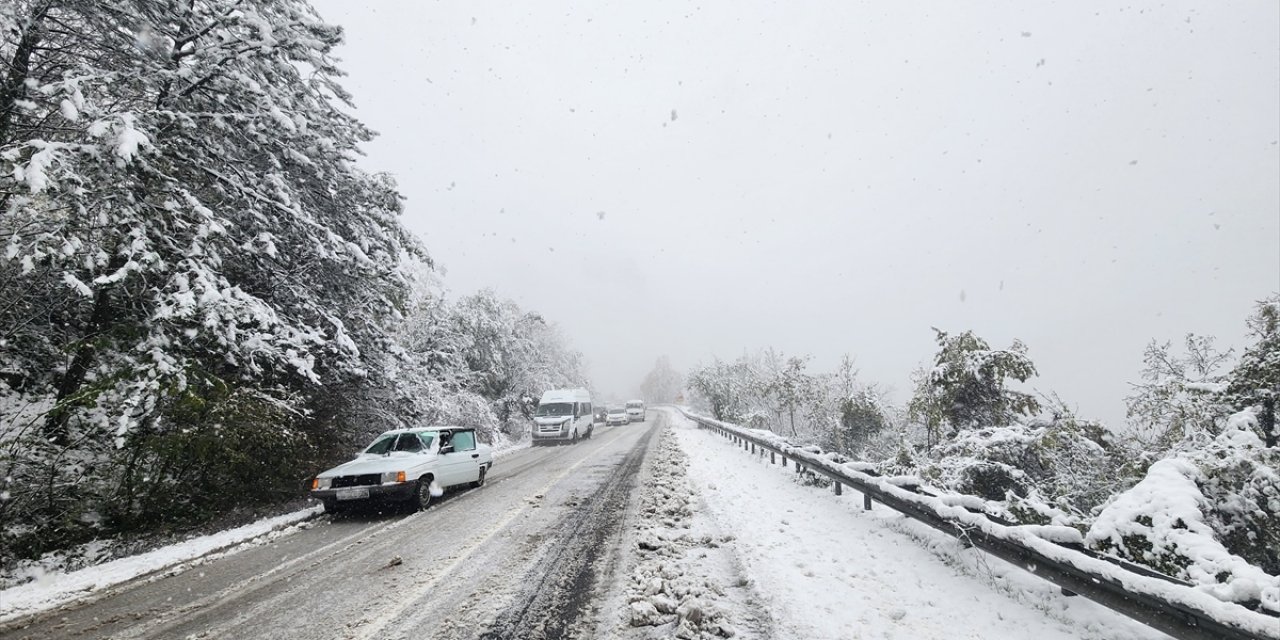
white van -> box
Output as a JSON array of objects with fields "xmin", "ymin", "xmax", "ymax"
[
  {"xmin": 533, "ymin": 388, "xmax": 595, "ymax": 445},
  {"xmin": 626, "ymin": 399, "xmax": 646, "ymax": 422}
]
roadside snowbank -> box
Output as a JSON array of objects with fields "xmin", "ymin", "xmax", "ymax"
[
  {"xmin": 621, "ymin": 425, "xmax": 755, "ymax": 638},
  {"xmin": 0, "ymin": 506, "xmax": 321, "ymax": 623}
]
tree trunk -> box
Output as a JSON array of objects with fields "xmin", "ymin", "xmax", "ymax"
[
  {"xmin": 43, "ymin": 281, "xmax": 116, "ymax": 445},
  {"xmin": 1262, "ymin": 397, "xmax": 1276, "ymax": 449},
  {"xmin": 0, "ymin": 2, "xmax": 50, "ymax": 144}
]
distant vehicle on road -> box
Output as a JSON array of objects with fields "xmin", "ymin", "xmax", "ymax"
[
  {"xmin": 533, "ymin": 388, "xmax": 595, "ymax": 445},
  {"xmin": 626, "ymin": 399, "xmax": 646, "ymax": 422},
  {"xmin": 605, "ymin": 406, "xmax": 630, "ymax": 426},
  {"xmin": 310, "ymin": 427, "xmax": 492, "ymax": 513}
]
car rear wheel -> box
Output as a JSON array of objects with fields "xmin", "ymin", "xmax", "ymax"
[{"xmin": 471, "ymin": 465, "xmax": 487, "ymax": 488}]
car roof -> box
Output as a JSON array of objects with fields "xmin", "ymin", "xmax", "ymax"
[{"xmin": 377, "ymin": 426, "xmax": 471, "ymax": 436}]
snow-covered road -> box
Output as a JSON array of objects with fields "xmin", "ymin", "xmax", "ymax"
[
  {"xmin": 662, "ymin": 408, "xmax": 1169, "ymax": 640},
  {"xmin": 0, "ymin": 421, "xmax": 661, "ymax": 640}
]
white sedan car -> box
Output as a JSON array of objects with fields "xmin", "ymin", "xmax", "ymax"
[
  {"xmin": 311, "ymin": 427, "xmax": 492, "ymax": 513},
  {"xmin": 605, "ymin": 407, "xmax": 630, "ymax": 426}
]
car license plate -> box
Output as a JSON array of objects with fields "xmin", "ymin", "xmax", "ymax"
[{"xmin": 336, "ymin": 487, "xmax": 369, "ymax": 501}]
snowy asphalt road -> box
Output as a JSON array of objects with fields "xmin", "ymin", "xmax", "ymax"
[{"xmin": 0, "ymin": 418, "xmax": 660, "ymax": 640}]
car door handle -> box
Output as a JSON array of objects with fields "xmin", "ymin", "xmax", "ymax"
[{"xmin": 471, "ymin": 453, "xmax": 479, "ymax": 458}]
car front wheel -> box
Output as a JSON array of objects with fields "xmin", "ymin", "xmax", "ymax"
[{"xmin": 412, "ymin": 477, "xmax": 434, "ymax": 511}]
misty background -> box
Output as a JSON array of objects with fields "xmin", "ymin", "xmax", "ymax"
[{"xmin": 310, "ymin": 0, "xmax": 1279, "ymax": 425}]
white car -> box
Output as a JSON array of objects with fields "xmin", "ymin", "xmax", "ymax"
[
  {"xmin": 626, "ymin": 399, "xmax": 646, "ymax": 422},
  {"xmin": 605, "ymin": 406, "xmax": 629, "ymax": 426},
  {"xmin": 311, "ymin": 427, "xmax": 492, "ymax": 513}
]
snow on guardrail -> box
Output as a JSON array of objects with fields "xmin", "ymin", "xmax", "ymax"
[{"xmin": 677, "ymin": 407, "xmax": 1280, "ymax": 640}]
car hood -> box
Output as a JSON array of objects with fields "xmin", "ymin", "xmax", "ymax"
[
  {"xmin": 534, "ymin": 416, "xmax": 572, "ymax": 426},
  {"xmin": 317, "ymin": 452, "xmax": 436, "ymax": 477}
]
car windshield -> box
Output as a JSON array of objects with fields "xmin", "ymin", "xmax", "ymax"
[
  {"xmin": 609, "ymin": 408, "xmax": 625, "ymax": 414},
  {"xmin": 363, "ymin": 432, "xmax": 433, "ymax": 455},
  {"xmin": 536, "ymin": 402, "xmax": 573, "ymax": 417},
  {"xmin": 627, "ymin": 402, "xmax": 642, "ymax": 408}
]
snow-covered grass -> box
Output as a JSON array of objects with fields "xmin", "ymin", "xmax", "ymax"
[
  {"xmin": 0, "ymin": 505, "xmax": 321, "ymax": 624},
  {"xmin": 663, "ymin": 408, "xmax": 1176, "ymax": 640}
]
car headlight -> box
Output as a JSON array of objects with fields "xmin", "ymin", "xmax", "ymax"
[
  {"xmin": 313, "ymin": 477, "xmax": 332, "ymax": 490},
  {"xmin": 381, "ymin": 471, "xmax": 407, "ymax": 484}
]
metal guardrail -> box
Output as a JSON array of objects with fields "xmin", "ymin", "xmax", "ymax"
[{"xmin": 678, "ymin": 408, "xmax": 1280, "ymax": 640}]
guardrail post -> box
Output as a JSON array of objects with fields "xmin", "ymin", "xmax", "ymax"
[
  {"xmin": 770, "ymin": 451, "xmax": 776, "ymax": 464},
  {"xmin": 795, "ymin": 463, "xmax": 803, "ymax": 475},
  {"xmin": 834, "ymin": 482, "xmax": 843, "ymax": 496},
  {"xmin": 863, "ymin": 493, "xmax": 872, "ymax": 511},
  {"xmin": 781, "ymin": 456, "xmax": 787, "ymax": 468},
  {"xmin": 750, "ymin": 443, "xmax": 755, "ymax": 454}
]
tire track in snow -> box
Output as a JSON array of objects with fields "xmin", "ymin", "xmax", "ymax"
[
  {"xmin": 343, "ymin": 431, "xmax": 633, "ymax": 640},
  {"xmin": 477, "ymin": 423, "xmax": 658, "ymax": 640}
]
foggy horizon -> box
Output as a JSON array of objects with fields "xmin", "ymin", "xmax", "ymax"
[{"xmin": 311, "ymin": 0, "xmax": 1280, "ymax": 426}]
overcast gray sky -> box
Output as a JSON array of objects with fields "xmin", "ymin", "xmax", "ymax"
[{"xmin": 310, "ymin": 0, "xmax": 1279, "ymax": 425}]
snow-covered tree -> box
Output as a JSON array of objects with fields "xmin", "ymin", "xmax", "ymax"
[
  {"xmin": 1124, "ymin": 334, "xmax": 1234, "ymax": 453},
  {"xmin": 908, "ymin": 329, "xmax": 1040, "ymax": 444},
  {"xmin": 385, "ymin": 284, "xmax": 587, "ymax": 441},
  {"xmin": 686, "ymin": 357, "xmax": 759, "ymax": 425},
  {"xmin": 449, "ymin": 289, "xmax": 587, "ymax": 431},
  {"xmin": 1224, "ymin": 294, "xmax": 1280, "ymax": 447},
  {"xmin": 639, "ymin": 355, "xmax": 683, "ymax": 403},
  {"xmin": 0, "ymin": 0, "xmax": 422, "ymax": 562},
  {"xmin": 1, "ymin": 0, "xmax": 422, "ymax": 443},
  {"xmin": 768, "ymin": 354, "xmax": 815, "ymax": 436}
]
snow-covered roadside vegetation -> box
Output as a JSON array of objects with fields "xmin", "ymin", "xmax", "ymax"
[
  {"xmin": 677, "ymin": 294, "xmax": 1280, "ymax": 615},
  {"xmin": 0, "ymin": 0, "xmax": 584, "ymax": 580}
]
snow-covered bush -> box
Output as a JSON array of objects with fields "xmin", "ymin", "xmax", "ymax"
[
  {"xmin": 1086, "ymin": 410, "xmax": 1280, "ymax": 612},
  {"xmin": 904, "ymin": 409, "xmax": 1124, "ymax": 526},
  {"xmin": 1124, "ymin": 334, "xmax": 1235, "ymax": 452}
]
